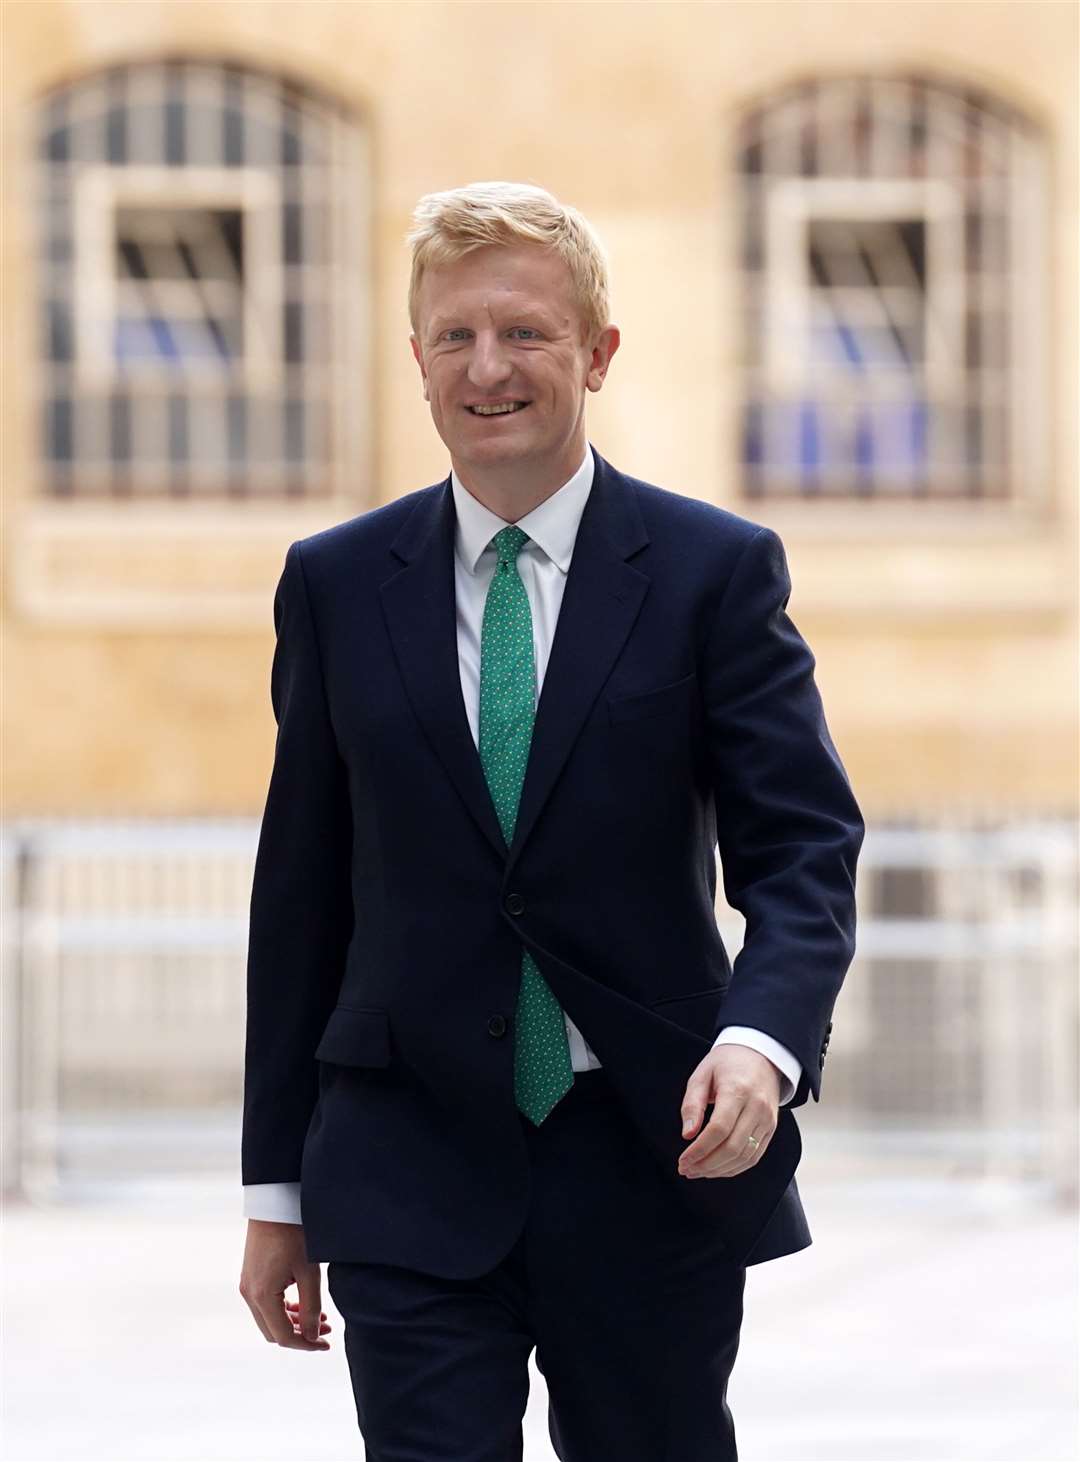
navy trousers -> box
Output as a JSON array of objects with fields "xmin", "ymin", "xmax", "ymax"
[{"xmin": 326, "ymin": 1067, "xmax": 746, "ymax": 1461}]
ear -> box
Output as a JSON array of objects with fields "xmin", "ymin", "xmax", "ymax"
[{"xmin": 586, "ymin": 324, "xmax": 621, "ymax": 393}]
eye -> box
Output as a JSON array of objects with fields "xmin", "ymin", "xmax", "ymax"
[{"xmin": 438, "ymin": 325, "xmax": 541, "ymax": 343}]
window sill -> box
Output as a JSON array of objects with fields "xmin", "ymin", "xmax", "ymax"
[
  {"xmin": 8, "ymin": 501, "xmax": 353, "ymax": 629},
  {"xmin": 740, "ymin": 499, "xmax": 1073, "ymax": 624}
]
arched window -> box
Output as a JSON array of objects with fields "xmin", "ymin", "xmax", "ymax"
[
  {"xmin": 33, "ymin": 59, "xmax": 369, "ymax": 499},
  {"xmin": 735, "ymin": 75, "xmax": 1047, "ymax": 500}
]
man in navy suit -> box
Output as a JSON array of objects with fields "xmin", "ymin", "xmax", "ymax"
[{"xmin": 239, "ymin": 181, "xmax": 864, "ymax": 1460}]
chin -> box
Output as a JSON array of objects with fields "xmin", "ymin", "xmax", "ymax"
[{"xmin": 458, "ymin": 435, "xmax": 537, "ymax": 461}]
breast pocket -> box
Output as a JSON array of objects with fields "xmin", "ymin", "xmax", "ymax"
[{"xmin": 607, "ymin": 670, "xmax": 699, "ymax": 726}]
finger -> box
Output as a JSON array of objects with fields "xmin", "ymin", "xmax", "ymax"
[
  {"xmin": 257, "ymin": 1291, "xmax": 330, "ymax": 1351},
  {"xmin": 680, "ymin": 1089, "xmax": 708, "ymax": 1139},
  {"xmin": 701, "ymin": 1112, "xmax": 773, "ymax": 1178},
  {"xmin": 709, "ymin": 1105, "xmax": 771, "ymax": 1176},
  {"xmin": 298, "ymin": 1269, "xmax": 325, "ymax": 1343},
  {"xmin": 681, "ymin": 1053, "xmax": 729, "ymax": 1142},
  {"xmin": 284, "ymin": 1301, "xmax": 330, "ymax": 1328},
  {"xmin": 284, "ymin": 1310, "xmax": 333, "ymax": 1335},
  {"xmin": 679, "ymin": 1092, "xmax": 742, "ymax": 1169}
]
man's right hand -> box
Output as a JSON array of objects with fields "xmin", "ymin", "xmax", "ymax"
[{"xmin": 239, "ymin": 1219, "xmax": 332, "ymax": 1351}]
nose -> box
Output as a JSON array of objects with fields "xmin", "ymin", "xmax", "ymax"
[{"xmin": 467, "ymin": 330, "xmax": 515, "ymax": 391}]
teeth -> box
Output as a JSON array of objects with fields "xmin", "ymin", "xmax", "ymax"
[{"xmin": 471, "ymin": 402, "xmax": 526, "ymax": 415}]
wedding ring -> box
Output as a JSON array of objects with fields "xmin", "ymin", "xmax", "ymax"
[{"xmin": 746, "ymin": 1134, "xmax": 760, "ymax": 1149}]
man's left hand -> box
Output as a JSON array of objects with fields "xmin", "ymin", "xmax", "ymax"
[{"xmin": 677, "ymin": 1045, "xmax": 780, "ymax": 1179}]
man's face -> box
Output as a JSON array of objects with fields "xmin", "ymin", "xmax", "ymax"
[{"xmin": 409, "ymin": 242, "xmax": 618, "ymax": 483}]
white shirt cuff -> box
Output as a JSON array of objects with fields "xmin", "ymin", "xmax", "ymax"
[
  {"xmin": 242, "ymin": 1182, "xmax": 303, "ymax": 1224},
  {"xmin": 712, "ymin": 1026, "xmax": 801, "ymax": 1105}
]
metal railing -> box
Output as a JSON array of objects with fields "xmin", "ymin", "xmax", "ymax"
[{"xmin": 3, "ymin": 814, "xmax": 1076, "ymax": 1202}]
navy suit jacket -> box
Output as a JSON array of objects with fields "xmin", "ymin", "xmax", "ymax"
[{"xmin": 241, "ymin": 444, "xmax": 865, "ymax": 1278}]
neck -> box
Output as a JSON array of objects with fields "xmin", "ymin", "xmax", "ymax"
[{"xmin": 452, "ymin": 436, "xmax": 587, "ymax": 522}]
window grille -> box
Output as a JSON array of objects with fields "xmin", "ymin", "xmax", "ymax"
[
  {"xmin": 34, "ymin": 59, "xmax": 368, "ymax": 499},
  {"xmin": 735, "ymin": 75, "xmax": 1047, "ymax": 500}
]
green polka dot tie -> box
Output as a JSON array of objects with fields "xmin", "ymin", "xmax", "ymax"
[{"xmin": 478, "ymin": 524, "xmax": 574, "ymax": 1125}]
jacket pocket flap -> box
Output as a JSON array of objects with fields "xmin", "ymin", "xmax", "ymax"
[
  {"xmin": 314, "ymin": 1005, "xmax": 392, "ymax": 1068},
  {"xmin": 647, "ymin": 984, "xmax": 729, "ymax": 1041},
  {"xmin": 607, "ymin": 671, "xmax": 697, "ymax": 725}
]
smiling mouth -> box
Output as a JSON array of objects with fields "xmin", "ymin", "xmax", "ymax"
[{"xmin": 466, "ymin": 402, "xmax": 531, "ymax": 416}]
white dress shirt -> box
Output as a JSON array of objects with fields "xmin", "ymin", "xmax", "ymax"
[{"xmin": 243, "ymin": 444, "xmax": 801, "ymax": 1224}]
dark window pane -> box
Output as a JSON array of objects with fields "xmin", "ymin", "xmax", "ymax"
[
  {"xmin": 113, "ymin": 206, "xmax": 244, "ymax": 368},
  {"xmin": 168, "ymin": 393, "xmax": 189, "ymax": 462},
  {"xmin": 281, "ymin": 112, "xmax": 302, "ymax": 166},
  {"xmin": 874, "ymin": 866, "xmax": 936, "ymax": 918},
  {"xmin": 223, "ymin": 72, "xmax": 244, "ymax": 165},
  {"xmin": 742, "ymin": 399, "xmax": 763, "ymax": 467},
  {"xmin": 911, "ymin": 399, "xmax": 929, "ymax": 482},
  {"xmin": 227, "ymin": 394, "xmax": 246, "ymax": 462},
  {"xmin": 106, "ymin": 107, "xmax": 127, "ymax": 163},
  {"xmin": 46, "ymin": 299, "xmax": 73, "ymax": 362},
  {"xmin": 897, "ymin": 219, "xmax": 925, "ymax": 279},
  {"xmin": 799, "ymin": 401, "xmax": 821, "ymax": 483},
  {"xmin": 908, "ymin": 80, "xmax": 928, "ymax": 172},
  {"xmin": 965, "ymin": 404, "xmax": 982, "ymax": 468},
  {"xmin": 964, "ymin": 210, "xmax": 982, "ymax": 271},
  {"xmin": 283, "ymin": 202, "xmax": 302, "ymax": 265},
  {"xmin": 105, "ymin": 67, "xmax": 127, "ymax": 163},
  {"xmin": 853, "ymin": 81, "xmax": 873, "ymax": 176},
  {"xmin": 45, "ymin": 396, "xmax": 73, "ymax": 460},
  {"xmin": 854, "ymin": 407, "xmax": 874, "ymax": 471},
  {"xmin": 284, "ymin": 301, "xmax": 304, "ymax": 363},
  {"xmin": 44, "ymin": 126, "xmax": 70, "ymax": 163},
  {"xmin": 219, "ymin": 210, "xmax": 244, "ymax": 272},
  {"xmin": 284, "ymin": 398, "xmax": 305, "ymax": 462},
  {"xmin": 165, "ymin": 74, "xmax": 186, "ymax": 165},
  {"xmin": 739, "ymin": 138, "xmax": 763, "ymax": 175},
  {"xmin": 798, "ymin": 84, "xmax": 818, "ymax": 176},
  {"xmin": 42, "ymin": 93, "xmax": 70, "ymax": 162},
  {"xmin": 110, "ymin": 392, "xmax": 132, "ymax": 461},
  {"xmin": 965, "ymin": 312, "xmax": 982, "ymax": 369},
  {"xmin": 118, "ymin": 237, "xmax": 149, "ymax": 280},
  {"xmin": 47, "ymin": 225, "xmax": 73, "ymax": 266}
]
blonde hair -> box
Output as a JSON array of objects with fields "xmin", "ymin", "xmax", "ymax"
[{"xmin": 405, "ymin": 181, "xmax": 611, "ymax": 346}]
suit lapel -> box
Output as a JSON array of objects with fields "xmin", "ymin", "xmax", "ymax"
[
  {"xmin": 379, "ymin": 474, "xmax": 508, "ymax": 862},
  {"xmin": 379, "ymin": 445, "xmax": 651, "ymax": 872},
  {"xmin": 505, "ymin": 450, "xmax": 650, "ymax": 876}
]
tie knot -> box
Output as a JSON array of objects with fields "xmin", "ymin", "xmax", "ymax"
[{"xmin": 491, "ymin": 524, "xmax": 529, "ymax": 565}]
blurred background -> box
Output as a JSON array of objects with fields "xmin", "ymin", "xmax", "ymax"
[{"xmin": 1, "ymin": 2, "xmax": 1077, "ymax": 1460}]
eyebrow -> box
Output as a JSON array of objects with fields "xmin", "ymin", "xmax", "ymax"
[{"xmin": 428, "ymin": 306, "xmax": 557, "ymax": 336}]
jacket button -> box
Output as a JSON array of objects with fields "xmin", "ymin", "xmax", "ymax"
[
  {"xmin": 504, "ymin": 892, "xmax": 526, "ymax": 915},
  {"xmin": 487, "ymin": 1014, "xmax": 507, "ymax": 1038}
]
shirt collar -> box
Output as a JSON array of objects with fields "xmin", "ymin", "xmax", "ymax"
[{"xmin": 451, "ymin": 444, "xmax": 595, "ymax": 575}]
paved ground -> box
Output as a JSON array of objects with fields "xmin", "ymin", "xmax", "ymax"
[{"xmin": 3, "ymin": 1171, "xmax": 1076, "ymax": 1462}]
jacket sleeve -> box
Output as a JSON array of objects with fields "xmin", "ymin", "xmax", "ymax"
[
  {"xmin": 241, "ymin": 540, "xmax": 354, "ymax": 1185},
  {"xmin": 702, "ymin": 525, "xmax": 864, "ymax": 1107}
]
